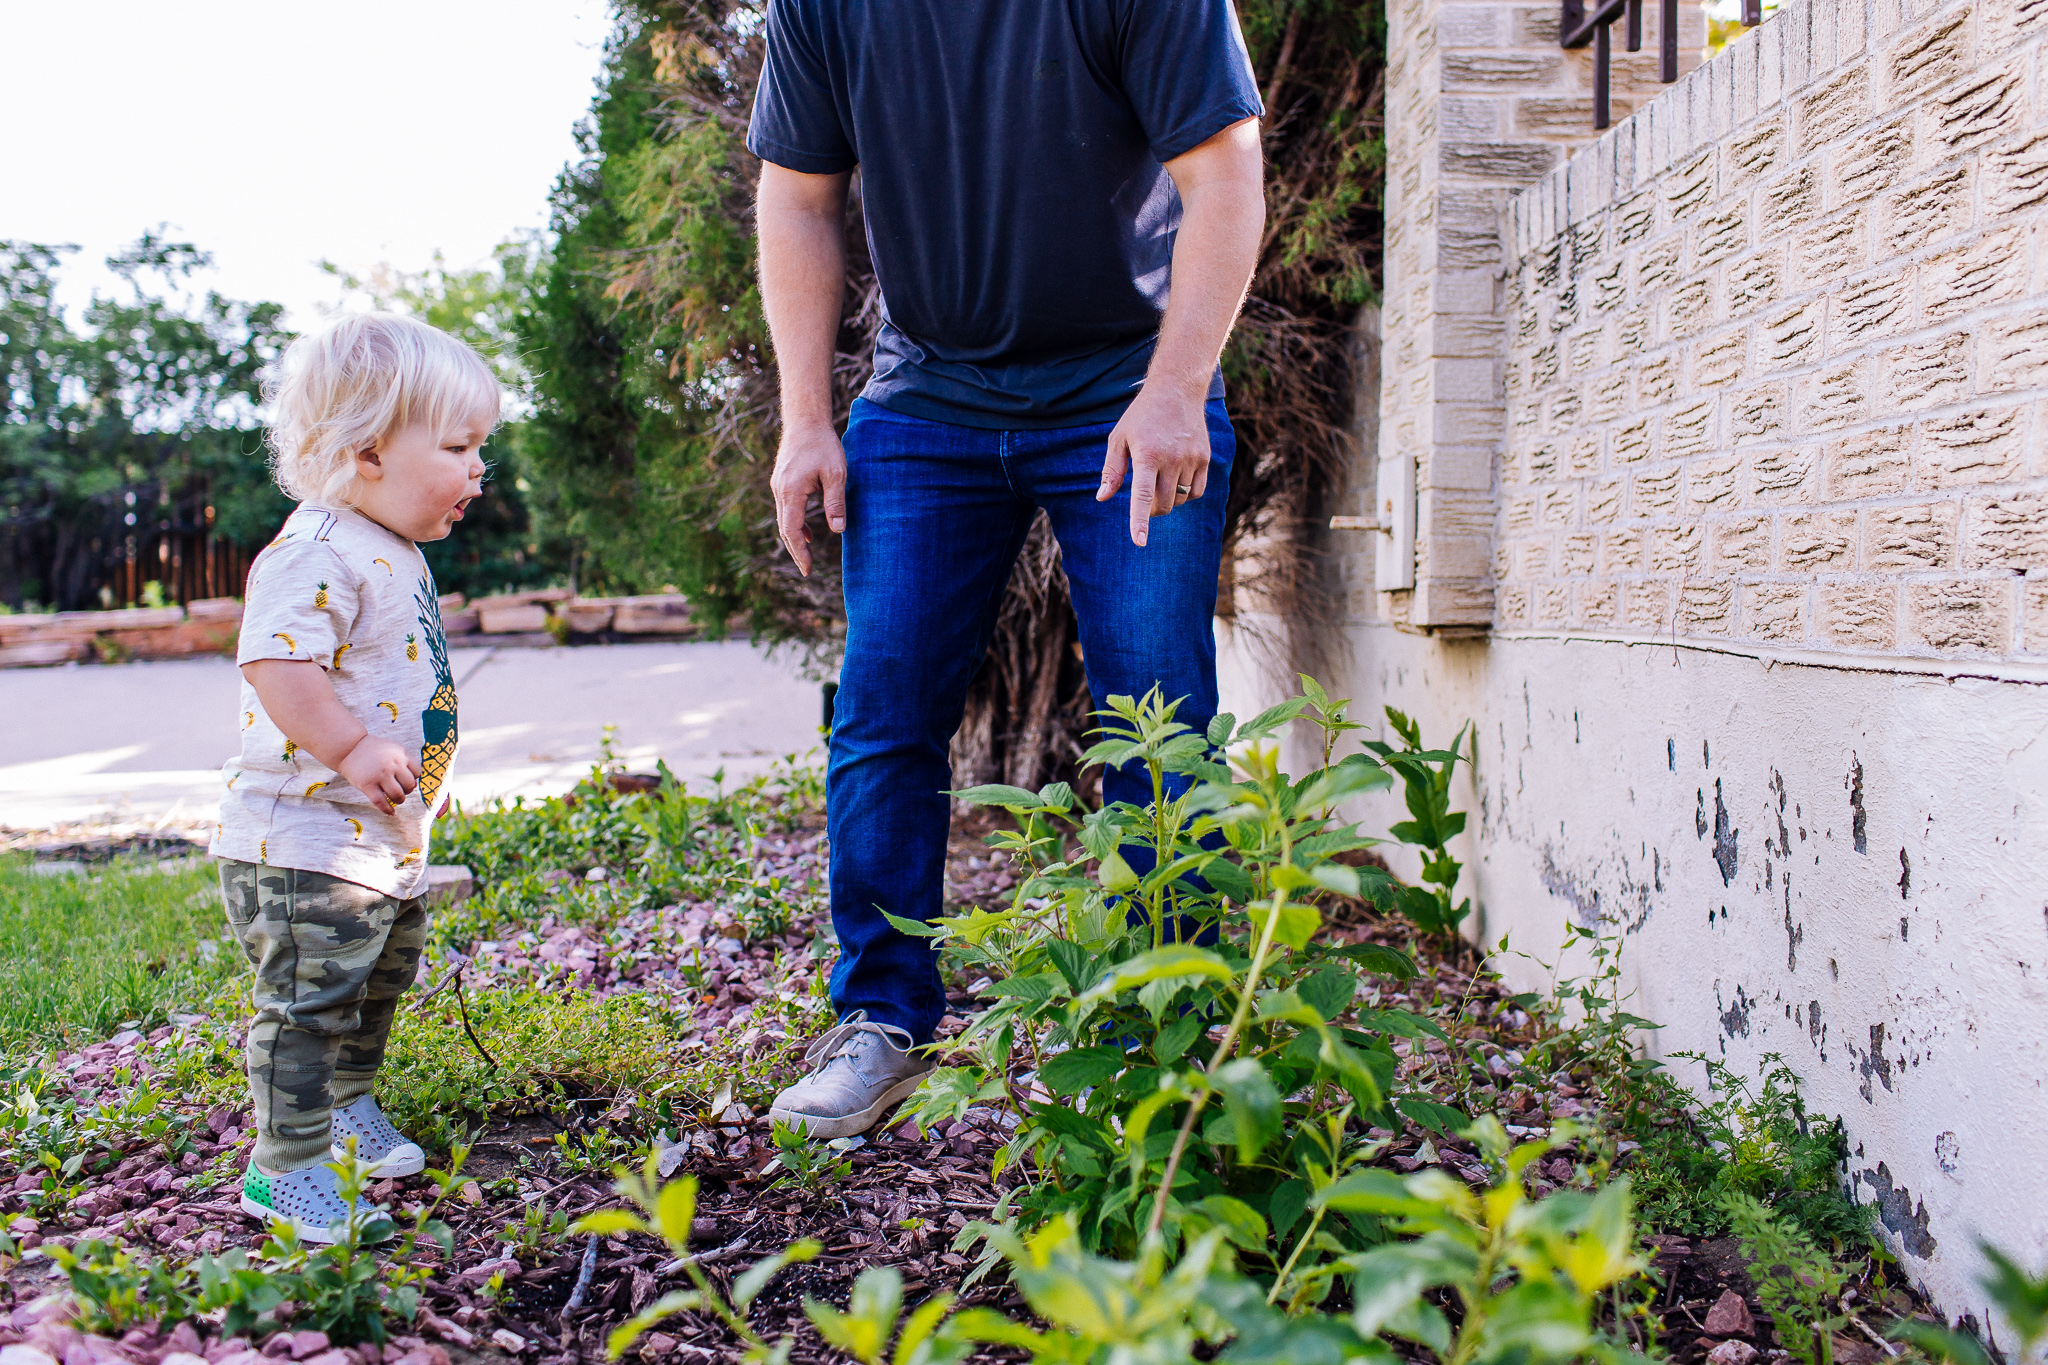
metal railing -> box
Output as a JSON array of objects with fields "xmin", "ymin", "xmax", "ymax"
[{"xmin": 1560, "ymin": 0, "xmax": 1762, "ymax": 129}]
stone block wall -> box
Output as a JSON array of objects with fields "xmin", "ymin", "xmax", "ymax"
[
  {"xmin": 1379, "ymin": 0, "xmax": 1703, "ymax": 627},
  {"xmin": 1497, "ymin": 0, "xmax": 2048, "ymax": 661}
]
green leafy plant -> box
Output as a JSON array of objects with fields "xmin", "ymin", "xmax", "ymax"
[
  {"xmin": 763, "ymin": 1119, "xmax": 853, "ymax": 1193},
  {"xmin": 52, "ymin": 1144, "xmax": 467, "ymax": 1345},
  {"xmin": 901, "ymin": 682, "xmax": 1472, "ymax": 1288},
  {"xmin": 573, "ymin": 1159, "xmax": 821, "ymax": 1362},
  {"xmin": 1630, "ymin": 1053, "xmax": 1867, "ymax": 1246},
  {"xmin": 1726, "ymin": 1191, "xmax": 1851, "ymax": 1365},
  {"xmin": 1363, "ymin": 708, "xmax": 1473, "ymax": 939},
  {"xmin": 500, "ymin": 1202, "xmax": 570, "ymax": 1257}
]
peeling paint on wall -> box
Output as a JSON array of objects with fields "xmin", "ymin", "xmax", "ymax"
[
  {"xmin": 1848, "ymin": 756, "xmax": 1868, "ymax": 855},
  {"xmin": 1858, "ymin": 1162, "xmax": 1938, "ymax": 1260}
]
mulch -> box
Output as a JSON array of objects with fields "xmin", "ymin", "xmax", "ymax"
[{"xmin": 0, "ymin": 811, "xmax": 1933, "ymax": 1365}]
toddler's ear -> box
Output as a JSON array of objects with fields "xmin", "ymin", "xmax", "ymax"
[{"xmin": 354, "ymin": 448, "xmax": 385, "ymax": 480}]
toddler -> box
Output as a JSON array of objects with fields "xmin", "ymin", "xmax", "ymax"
[{"xmin": 211, "ymin": 312, "xmax": 495, "ymax": 1242}]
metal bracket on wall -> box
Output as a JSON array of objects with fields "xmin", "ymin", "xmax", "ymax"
[{"xmin": 1372, "ymin": 455, "xmax": 1415, "ymax": 592}]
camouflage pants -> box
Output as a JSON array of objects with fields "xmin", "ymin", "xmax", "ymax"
[{"xmin": 218, "ymin": 861, "xmax": 428, "ymax": 1171}]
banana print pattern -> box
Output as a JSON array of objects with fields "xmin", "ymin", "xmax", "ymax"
[{"xmin": 216, "ymin": 503, "xmax": 457, "ymax": 899}]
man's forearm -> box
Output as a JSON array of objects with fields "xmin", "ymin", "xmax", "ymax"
[
  {"xmin": 758, "ymin": 169, "xmax": 851, "ymax": 428},
  {"xmin": 1148, "ymin": 125, "xmax": 1265, "ymax": 400}
]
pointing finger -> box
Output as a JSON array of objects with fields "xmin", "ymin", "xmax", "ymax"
[
  {"xmin": 1098, "ymin": 431, "xmax": 1130, "ymax": 503},
  {"xmin": 1129, "ymin": 450, "xmax": 1158, "ymax": 546}
]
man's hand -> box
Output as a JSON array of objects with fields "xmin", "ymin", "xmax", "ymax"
[
  {"xmin": 770, "ymin": 420, "xmax": 848, "ymax": 577},
  {"xmin": 338, "ymin": 735, "xmax": 422, "ymax": 815},
  {"xmin": 757, "ymin": 162, "xmax": 854, "ymax": 575},
  {"xmin": 1096, "ymin": 381, "xmax": 1211, "ymax": 547},
  {"xmin": 1099, "ymin": 117, "xmax": 1263, "ymax": 547}
]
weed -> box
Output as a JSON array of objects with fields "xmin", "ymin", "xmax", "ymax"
[
  {"xmin": 500, "ymin": 1202, "xmax": 570, "ymax": 1257},
  {"xmin": 762, "ymin": 1119, "xmax": 853, "ymax": 1193},
  {"xmin": 900, "ymin": 682, "xmax": 1517, "ymax": 1292},
  {"xmin": 1727, "ymin": 1191, "xmax": 1852, "ymax": 1365},
  {"xmin": 573, "ymin": 1159, "xmax": 821, "ymax": 1361},
  {"xmin": 1362, "ymin": 704, "xmax": 1475, "ymax": 940},
  {"xmin": 52, "ymin": 1145, "xmax": 468, "ymax": 1345},
  {"xmin": 1631, "ymin": 1053, "xmax": 1868, "ymax": 1246}
]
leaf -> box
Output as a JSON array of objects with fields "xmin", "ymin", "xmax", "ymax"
[
  {"xmin": 1212, "ymin": 1058, "xmax": 1282, "ymax": 1162},
  {"xmin": 1045, "ymin": 939, "xmax": 1095, "ymax": 996},
  {"xmin": 985, "ymin": 972, "xmax": 1061, "ymax": 1002},
  {"xmin": 1074, "ymin": 945, "xmax": 1233, "ymax": 1011},
  {"xmin": 1153, "ymin": 1010, "xmax": 1205, "ymax": 1064},
  {"xmin": 880, "ymin": 909, "xmax": 947, "ymax": 939},
  {"xmin": 604, "ymin": 1290, "xmax": 701, "ymax": 1360},
  {"xmin": 1025, "ymin": 1102, "xmax": 1117, "ymax": 1152},
  {"xmin": 1309, "ymin": 863, "xmax": 1361, "ymax": 898},
  {"xmin": 1267, "ymin": 1177, "xmax": 1312, "ymax": 1245},
  {"xmin": 891, "ymin": 1291, "xmax": 956, "ymax": 1365},
  {"xmin": 1035, "ymin": 781, "xmax": 1076, "ymax": 812},
  {"xmin": 1300, "ymin": 966, "xmax": 1359, "ymax": 1022},
  {"xmin": 1394, "ymin": 1095, "xmax": 1467, "ymax": 1136},
  {"xmin": 1188, "ymin": 1194, "xmax": 1269, "ymax": 1250},
  {"xmin": 1236, "ymin": 696, "xmax": 1310, "ymax": 741},
  {"xmin": 1273, "ymin": 899, "xmax": 1323, "ymax": 950},
  {"xmin": 569, "ymin": 1210, "xmax": 649, "ymax": 1238},
  {"xmin": 653, "ymin": 1175, "xmax": 696, "ymax": 1253},
  {"xmin": 1203, "ymin": 856, "xmax": 1257, "ymax": 903},
  {"xmin": 1207, "ymin": 712, "xmax": 1237, "ymax": 746},
  {"xmin": 949, "ymin": 783, "xmax": 1045, "ymax": 811},
  {"xmin": 1097, "ymin": 849, "xmax": 1139, "ymax": 893},
  {"xmin": 1039, "ymin": 1045, "xmax": 1127, "ymax": 1097}
]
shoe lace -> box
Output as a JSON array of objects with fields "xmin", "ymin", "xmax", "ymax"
[{"xmin": 802, "ymin": 1013, "xmax": 914, "ymax": 1073}]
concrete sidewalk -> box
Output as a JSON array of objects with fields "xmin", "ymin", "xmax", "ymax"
[{"xmin": 0, "ymin": 639, "xmax": 828, "ymax": 830}]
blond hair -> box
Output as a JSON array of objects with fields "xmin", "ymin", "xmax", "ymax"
[{"xmin": 265, "ymin": 312, "xmax": 501, "ymax": 506}]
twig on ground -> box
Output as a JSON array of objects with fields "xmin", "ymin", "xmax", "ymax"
[
  {"xmin": 563, "ymin": 1232, "xmax": 602, "ymax": 1314},
  {"xmin": 450, "ymin": 963, "xmax": 499, "ymax": 1071}
]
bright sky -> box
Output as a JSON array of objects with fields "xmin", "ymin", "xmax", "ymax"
[{"xmin": 2, "ymin": 0, "xmax": 616, "ymax": 328}]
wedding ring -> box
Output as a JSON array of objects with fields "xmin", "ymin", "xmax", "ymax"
[{"xmin": 1175, "ymin": 483, "xmax": 1191, "ymax": 496}]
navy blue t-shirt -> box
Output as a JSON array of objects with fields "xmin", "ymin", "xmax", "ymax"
[{"xmin": 747, "ymin": 0, "xmax": 1263, "ymax": 430}]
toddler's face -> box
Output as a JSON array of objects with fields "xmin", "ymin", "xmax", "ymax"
[{"xmin": 353, "ymin": 413, "xmax": 491, "ymax": 542}]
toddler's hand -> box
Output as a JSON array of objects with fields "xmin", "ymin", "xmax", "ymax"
[{"xmin": 340, "ymin": 736, "xmax": 423, "ymax": 814}]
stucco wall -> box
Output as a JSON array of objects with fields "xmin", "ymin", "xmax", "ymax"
[
  {"xmin": 1218, "ymin": 614, "xmax": 2048, "ymax": 1348},
  {"xmin": 1497, "ymin": 0, "xmax": 2048, "ymax": 658}
]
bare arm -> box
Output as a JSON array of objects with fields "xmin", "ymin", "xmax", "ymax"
[
  {"xmin": 759, "ymin": 162, "xmax": 854, "ymax": 576},
  {"xmin": 242, "ymin": 659, "xmax": 421, "ymax": 814},
  {"xmin": 1098, "ymin": 118, "xmax": 1265, "ymax": 546}
]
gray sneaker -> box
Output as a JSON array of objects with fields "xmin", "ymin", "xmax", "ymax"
[
  {"xmin": 768, "ymin": 1012, "xmax": 934, "ymax": 1139},
  {"xmin": 241, "ymin": 1162, "xmax": 395, "ymax": 1246},
  {"xmin": 330, "ymin": 1095, "xmax": 426, "ymax": 1177}
]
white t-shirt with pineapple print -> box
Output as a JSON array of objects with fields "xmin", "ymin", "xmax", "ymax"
[{"xmin": 211, "ymin": 504, "xmax": 459, "ymax": 898}]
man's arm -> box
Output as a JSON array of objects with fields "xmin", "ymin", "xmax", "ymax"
[
  {"xmin": 1097, "ymin": 117, "xmax": 1265, "ymax": 547},
  {"xmin": 759, "ymin": 162, "xmax": 854, "ymax": 576}
]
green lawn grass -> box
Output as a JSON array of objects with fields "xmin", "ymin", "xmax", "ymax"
[{"xmin": 0, "ymin": 856, "xmax": 239, "ymax": 1050}]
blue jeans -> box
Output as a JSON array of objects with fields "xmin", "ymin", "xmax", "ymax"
[{"xmin": 826, "ymin": 397, "xmax": 1237, "ymax": 1044}]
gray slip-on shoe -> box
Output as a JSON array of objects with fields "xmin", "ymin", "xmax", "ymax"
[
  {"xmin": 330, "ymin": 1094, "xmax": 428, "ymax": 1177},
  {"xmin": 240, "ymin": 1161, "xmax": 395, "ymax": 1245},
  {"xmin": 768, "ymin": 1011, "xmax": 934, "ymax": 1139}
]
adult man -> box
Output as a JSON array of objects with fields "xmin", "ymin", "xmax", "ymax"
[{"xmin": 752, "ymin": 0, "xmax": 1266, "ymax": 1137}]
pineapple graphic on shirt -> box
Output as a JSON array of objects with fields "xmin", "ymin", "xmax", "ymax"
[
  {"xmin": 314, "ymin": 582, "xmax": 329, "ymax": 609},
  {"xmin": 412, "ymin": 576, "xmax": 457, "ymax": 807}
]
